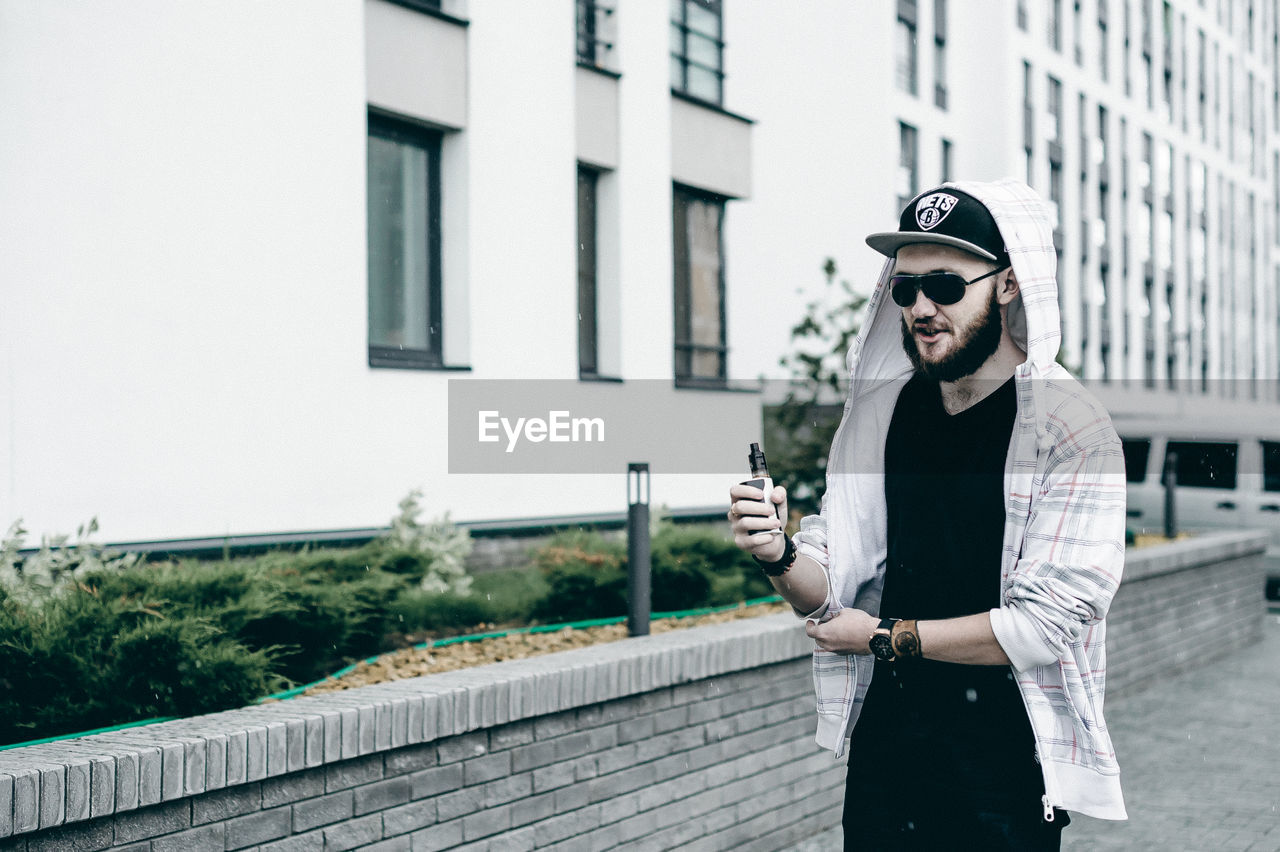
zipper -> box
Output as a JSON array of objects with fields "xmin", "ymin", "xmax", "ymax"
[{"xmin": 1041, "ymin": 794, "xmax": 1055, "ymax": 822}]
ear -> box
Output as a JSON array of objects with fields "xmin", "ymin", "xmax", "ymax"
[{"xmin": 995, "ymin": 268, "xmax": 1020, "ymax": 306}]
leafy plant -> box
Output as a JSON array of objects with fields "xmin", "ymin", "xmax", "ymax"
[
  {"xmin": 381, "ymin": 491, "xmax": 473, "ymax": 595},
  {"xmin": 0, "ymin": 518, "xmax": 141, "ymax": 604},
  {"xmin": 766, "ymin": 258, "xmax": 869, "ymax": 516}
]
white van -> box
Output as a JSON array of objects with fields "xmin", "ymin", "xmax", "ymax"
[{"xmin": 1115, "ymin": 414, "xmax": 1280, "ymax": 600}]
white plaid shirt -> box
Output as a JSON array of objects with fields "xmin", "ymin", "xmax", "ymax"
[{"xmin": 793, "ymin": 179, "xmax": 1128, "ymax": 821}]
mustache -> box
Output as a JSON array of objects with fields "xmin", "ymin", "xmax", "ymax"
[{"xmin": 912, "ymin": 322, "xmax": 948, "ymax": 334}]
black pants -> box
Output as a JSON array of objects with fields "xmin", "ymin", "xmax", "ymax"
[{"xmin": 842, "ymin": 765, "xmax": 1069, "ymax": 851}]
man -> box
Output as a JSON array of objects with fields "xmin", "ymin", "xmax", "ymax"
[{"xmin": 728, "ymin": 180, "xmax": 1127, "ymax": 849}]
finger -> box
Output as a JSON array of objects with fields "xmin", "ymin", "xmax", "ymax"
[
  {"xmin": 730, "ymin": 498, "xmax": 775, "ymax": 518},
  {"xmin": 729, "ymin": 483, "xmax": 767, "ymax": 502},
  {"xmin": 735, "ymin": 513, "xmax": 781, "ymax": 533}
]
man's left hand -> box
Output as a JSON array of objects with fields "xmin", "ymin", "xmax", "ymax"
[{"xmin": 805, "ymin": 608, "xmax": 878, "ymax": 655}]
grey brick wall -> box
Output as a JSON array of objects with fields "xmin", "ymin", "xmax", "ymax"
[
  {"xmin": 1106, "ymin": 531, "xmax": 1269, "ymax": 696},
  {"xmin": 1, "ymin": 530, "xmax": 1265, "ymax": 851},
  {"xmin": 0, "ymin": 614, "xmax": 847, "ymax": 851},
  {"xmin": 0, "ymin": 659, "xmax": 844, "ymax": 852}
]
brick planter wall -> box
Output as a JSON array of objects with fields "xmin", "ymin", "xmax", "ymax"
[
  {"xmin": 1105, "ymin": 530, "xmax": 1269, "ymax": 696},
  {"xmin": 1, "ymin": 530, "xmax": 1267, "ymax": 851},
  {"xmin": 0, "ymin": 615, "xmax": 846, "ymax": 852}
]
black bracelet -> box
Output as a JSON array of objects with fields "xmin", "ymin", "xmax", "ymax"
[{"xmin": 753, "ymin": 534, "xmax": 796, "ymax": 577}]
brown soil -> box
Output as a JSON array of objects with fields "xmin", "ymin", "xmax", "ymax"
[{"xmin": 305, "ymin": 600, "xmax": 791, "ymax": 696}]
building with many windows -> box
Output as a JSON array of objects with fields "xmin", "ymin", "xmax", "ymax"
[
  {"xmin": 729, "ymin": 0, "xmax": 1280, "ymax": 412},
  {"xmin": 3, "ymin": 0, "xmax": 1279, "ymax": 545}
]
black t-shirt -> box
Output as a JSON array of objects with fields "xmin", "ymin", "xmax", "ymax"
[{"xmin": 848, "ymin": 372, "xmax": 1043, "ymax": 808}]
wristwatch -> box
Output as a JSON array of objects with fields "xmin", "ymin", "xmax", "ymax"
[{"xmin": 869, "ymin": 618, "xmax": 899, "ymax": 662}]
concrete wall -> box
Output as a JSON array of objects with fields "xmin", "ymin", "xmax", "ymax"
[{"xmin": 0, "ymin": 532, "xmax": 1267, "ymax": 850}]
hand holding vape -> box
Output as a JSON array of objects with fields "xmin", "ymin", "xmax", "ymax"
[{"xmin": 742, "ymin": 442, "xmax": 783, "ymax": 536}]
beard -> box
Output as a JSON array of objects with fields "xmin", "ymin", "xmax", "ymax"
[{"xmin": 900, "ymin": 290, "xmax": 1004, "ymax": 383}]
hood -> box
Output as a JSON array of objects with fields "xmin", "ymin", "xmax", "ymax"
[{"xmin": 847, "ymin": 178, "xmax": 1062, "ymax": 387}]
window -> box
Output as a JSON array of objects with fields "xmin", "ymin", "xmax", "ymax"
[
  {"xmin": 577, "ymin": 166, "xmax": 600, "ymax": 377},
  {"xmin": 673, "ymin": 187, "xmax": 726, "ymax": 384},
  {"xmin": 1048, "ymin": 0, "xmax": 1062, "ymax": 51},
  {"xmin": 367, "ymin": 115, "xmax": 443, "ymax": 370},
  {"xmin": 1023, "ymin": 61, "xmax": 1034, "ymax": 183},
  {"xmin": 576, "ymin": 0, "xmax": 613, "ymax": 67},
  {"xmin": 1198, "ymin": 29, "xmax": 1207, "ymax": 140},
  {"xmin": 1017, "ymin": 0, "xmax": 1028, "ymax": 31},
  {"xmin": 1123, "ymin": 0, "xmax": 1133, "ymax": 96},
  {"xmin": 1162, "ymin": 2, "xmax": 1174, "ymax": 121},
  {"xmin": 1122, "ymin": 438, "xmax": 1151, "ymax": 482},
  {"xmin": 1264, "ymin": 441, "xmax": 1280, "ymax": 492},
  {"xmin": 898, "ymin": 121, "xmax": 919, "ymax": 213},
  {"xmin": 1098, "ymin": 0, "xmax": 1109, "ymax": 81},
  {"xmin": 1047, "ymin": 75, "xmax": 1063, "ymax": 228},
  {"xmin": 1073, "ymin": 0, "xmax": 1084, "ymax": 64},
  {"xmin": 1141, "ymin": 0, "xmax": 1153, "ymax": 109},
  {"xmin": 941, "ymin": 138, "xmax": 953, "ymax": 182},
  {"xmin": 1047, "ymin": 75, "xmax": 1062, "ymax": 144},
  {"xmin": 896, "ymin": 0, "xmax": 919, "ymax": 95},
  {"xmin": 670, "ymin": 0, "xmax": 724, "ymax": 104},
  {"xmin": 1166, "ymin": 441, "xmax": 1238, "ymax": 489},
  {"xmin": 934, "ymin": 0, "xmax": 948, "ymax": 108}
]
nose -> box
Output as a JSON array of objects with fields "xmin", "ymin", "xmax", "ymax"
[{"xmin": 908, "ymin": 288, "xmax": 937, "ymax": 318}]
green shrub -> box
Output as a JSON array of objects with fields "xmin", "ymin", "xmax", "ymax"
[
  {"xmin": 0, "ymin": 584, "xmax": 280, "ymax": 745},
  {"xmin": 529, "ymin": 524, "xmax": 770, "ymax": 622},
  {"xmin": 531, "ymin": 530, "xmax": 627, "ymax": 622},
  {"xmin": 389, "ymin": 566, "xmax": 548, "ymax": 636}
]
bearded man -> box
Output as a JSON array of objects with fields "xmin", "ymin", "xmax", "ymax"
[{"xmin": 728, "ymin": 180, "xmax": 1128, "ymax": 849}]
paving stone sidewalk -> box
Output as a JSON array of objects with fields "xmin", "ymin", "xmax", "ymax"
[{"xmin": 786, "ymin": 608, "xmax": 1280, "ymax": 852}]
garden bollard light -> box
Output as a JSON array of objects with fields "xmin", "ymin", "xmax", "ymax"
[
  {"xmin": 1163, "ymin": 450, "xmax": 1178, "ymax": 539},
  {"xmin": 627, "ymin": 462, "xmax": 651, "ymax": 637}
]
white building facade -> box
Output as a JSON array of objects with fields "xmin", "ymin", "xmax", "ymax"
[
  {"xmin": 1, "ymin": 0, "xmax": 759, "ymax": 544},
  {"xmin": 2, "ymin": 0, "xmax": 1278, "ymax": 545}
]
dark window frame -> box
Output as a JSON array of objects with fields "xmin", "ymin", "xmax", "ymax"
[
  {"xmin": 896, "ymin": 0, "xmax": 919, "ymax": 96},
  {"xmin": 576, "ymin": 0, "xmax": 614, "ymax": 68},
  {"xmin": 367, "ymin": 112, "xmax": 445, "ymax": 371},
  {"xmin": 898, "ymin": 121, "xmax": 919, "ymax": 213},
  {"xmin": 673, "ymin": 184, "xmax": 728, "ymax": 388},
  {"xmin": 933, "ymin": 0, "xmax": 948, "ymax": 108},
  {"xmin": 577, "ymin": 165, "xmax": 601, "ymax": 379},
  {"xmin": 670, "ymin": 0, "xmax": 725, "ymax": 106}
]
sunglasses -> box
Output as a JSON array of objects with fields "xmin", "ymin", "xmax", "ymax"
[{"xmin": 889, "ymin": 265, "xmax": 1009, "ymax": 308}]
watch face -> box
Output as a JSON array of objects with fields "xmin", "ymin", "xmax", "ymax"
[{"xmin": 869, "ymin": 633, "xmax": 895, "ymax": 662}]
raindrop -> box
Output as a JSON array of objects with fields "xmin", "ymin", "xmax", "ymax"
[{"xmin": 965, "ymin": 688, "xmax": 978, "ymax": 703}]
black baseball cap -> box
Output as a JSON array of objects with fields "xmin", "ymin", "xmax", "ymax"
[{"xmin": 866, "ymin": 187, "xmax": 1008, "ymax": 264}]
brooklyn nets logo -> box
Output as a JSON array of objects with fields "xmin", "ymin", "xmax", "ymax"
[{"xmin": 915, "ymin": 192, "xmax": 958, "ymax": 230}]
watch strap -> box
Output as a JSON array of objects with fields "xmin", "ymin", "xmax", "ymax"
[{"xmin": 753, "ymin": 533, "xmax": 796, "ymax": 576}]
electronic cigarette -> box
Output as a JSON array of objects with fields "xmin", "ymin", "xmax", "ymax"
[{"xmin": 742, "ymin": 442, "xmax": 782, "ymax": 536}]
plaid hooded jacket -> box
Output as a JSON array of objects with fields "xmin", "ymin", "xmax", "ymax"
[{"xmin": 792, "ymin": 178, "xmax": 1128, "ymax": 821}]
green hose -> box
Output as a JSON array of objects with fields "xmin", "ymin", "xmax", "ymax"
[
  {"xmin": 0, "ymin": 596, "xmax": 785, "ymax": 750},
  {"xmin": 261, "ymin": 595, "xmax": 785, "ymax": 701}
]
